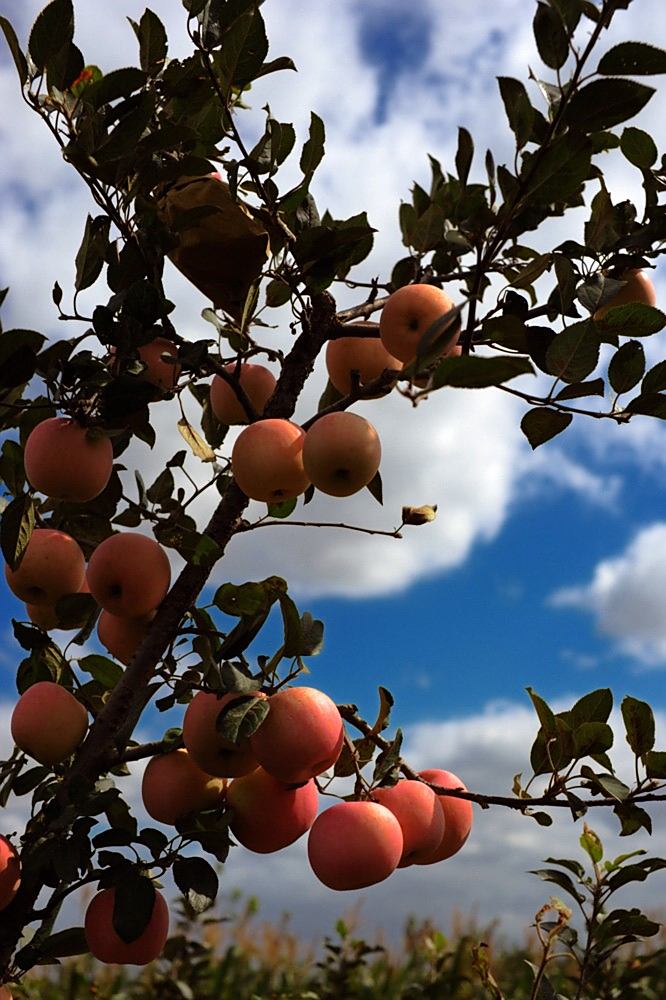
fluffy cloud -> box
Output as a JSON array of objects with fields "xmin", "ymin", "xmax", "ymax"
[{"xmin": 550, "ymin": 522, "xmax": 666, "ymax": 666}]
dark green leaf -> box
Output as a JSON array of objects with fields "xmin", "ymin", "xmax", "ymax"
[
  {"xmin": 573, "ymin": 722, "xmax": 613, "ymax": 757},
  {"xmin": 455, "ymin": 126, "xmax": 474, "ymax": 184},
  {"xmin": 566, "ymin": 78, "xmax": 655, "ymax": 132},
  {"xmin": 645, "ymin": 750, "xmax": 666, "ymax": 779},
  {"xmin": 137, "ymin": 8, "xmax": 167, "ymax": 74},
  {"xmin": 570, "ymin": 688, "xmax": 612, "ymax": 727},
  {"xmin": 621, "ymin": 695, "xmax": 655, "ymax": 756},
  {"xmin": 624, "ymin": 391, "xmax": 666, "ymax": 419},
  {"xmin": 596, "ymin": 303, "xmax": 665, "ymax": 338},
  {"xmin": 266, "ymin": 497, "xmax": 297, "ymax": 519},
  {"xmin": 300, "ymin": 112, "xmax": 325, "ymax": 175},
  {"xmin": 29, "ymin": 0, "xmax": 74, "ymax": 72},
  {"xmin": 113, "ymin": 875, "xmax": 156, "ymax": 944},
  {"xmin": 533, "ymin": 2, "xmax": 569, "ymax": 69},
  {"xmin": 614, "ymin": 803, "xmax": 652, "ymax": 836},
  {"xmin": 621, "ymin": 127, "xmax": 658, "ymax": 168},
  {"xmin": 84, "ymin": 67, "xmax": 147, "ymax": 107},
  {"xmin": 53, "ymin": 592, "xmax": 97, "ymax": 629},
  {"xmin": 523, "ymin": 134, "xmax": 591, "ymax": 204},
  {"xmin": 555, "ymin": 378, "xmax": 605, "ymax": 401},
  {"xmin": 546, "ymin": 321, "xmax": 600, "ymax": 382},
  {"xmin": 298, "ymin": 612, "xmax": 324, "ymax": 656},
  {"xmin": 173, "ymin": 856, "xmax": 218, "ymax": 914},
  {"xmin": 642, "ymin": 360, "xmax": 666, "ymax": 395},
  {"xmin": 214, "ymin": 580, "xmax": 277, "ymax": 617},
  {"xmin": 215, "ymin": 694, "xmax": 269, "ymax": 744},
  {"xmin": 431, "ymin": 355, "xmax": 534, "ymax": 390},
  {"xmin": 1, "ymin": 494, "xmax": 35, "ymax": 570},
  {"xmin": 365, "ymin": 469, "xmax": 383, "ymax": 505},
  {"xmin": 599, "ymin": 42, "xmax": 666, "ymax": 76},
  {"xmin": 0, "ymin": 15, "xmax": 28, "ymax": 83},
  {"xmin": 521, "ymin": 407, "xmax": 572, "ymax": 448},
  {"xmin": 75, "ymin": 216, "xmax": 111, "ymax": 292},
  {"xmin": 214, "ymin": 9, "xmax": 268, "ymax": 90},
  {"xmin": 78, "ymin": 655, "xmax": 123, "ymax": 690},
  {"xmin": 529, "ymin": 868, "xmax": 584, "ymax": 902},
  {"xmin": 497, "ymin": 77, "xmax": 535, "ymax": 149},
  {"xmin": 608, "ymin": 340, "xmax": 645, "ymax": 395},
  {"xmin": 39, "ymin": 927, "xmax": 88, "ymax": 959},
  {"xmin": 278, "ymin": 593, "xmax": 303, "ymax": 657},
  {"xmin": 254, "ymin": 55, "xmax": 297, "ymax": 80},
  {"xmin": 527, "ymin": 687, "xmax": 558, "ymax": 736},
  {"xmin": 219, "ymin": 662, "xmax": 262, "ymax": 695}
]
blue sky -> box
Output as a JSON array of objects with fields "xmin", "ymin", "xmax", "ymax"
[{"xmin": 1, "ymin": 0, "xmax": 666, "ymax": 945}]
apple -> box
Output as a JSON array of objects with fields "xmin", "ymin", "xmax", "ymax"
[
  {"xmin": 86, "ymin": 532, "xmax": 171, "ymax": 618},
  {"xmin": 227, "ymin": 767, "xmax": 318, "ymax": 853},
  {"xmin": 0, "ymin": 836, "xmax": 20, "ymax": 912},
  {"xmin": 0, "ymin": 987, "xmax": 12, "ymax": 1000},
  {"xmin": 249, "ymin": 686, "xmax": 343, "ymax": 785},
  {"xmin": 183, "ymin": 691, "xmax": 261, "ymax": 778},
  {"xmin": 325, "ymin": 328, "xmax": 403, "ymax": 395},
  {"xmin": 11, "ymin": 681, "xmax": 88, "ymax": 765},
  {"xmin": 97, "ymin": 610, "xmax": 153, "ymax": 665},
  {"xmin": 23, "ymin": 417, "xmax": 113, "ymax": 503},
  {"xmin": 594, "ymin": 268, "xmax": 657, "ymax": 320},
  {"xmin": 110, "ymin": 338, "xmax": 180, "ymax": 392},
  {"xmin": 415, "ymin": 769, "xmax": 473, "ymax": 864},
  {"xmin": 302, "ymin": 411, "xmax": 381, "ymax": 498},
  {"xmin": 231, "ymin": 419, "xmax": 310, "ymax": 503},
  {"xmin": 308, "ymin": 801, "xmax": 403, "ymax": 890},
  {"xmin": 5, "ymin": 528, "xmax": 86, "ymax": 606},
  {"xmin": 27, "ymin": 576, "xmax": 91, "ymax": 631},
  {"xmin": 210, "ymin": 363, "xmax": 277, "ymax": 425},
  {"xmin": 84, "ymin": 886, "xmax": 169, "ymax": 965},
  {"xmin": 141, "ymin": 748, "xmax": 226, "ymax": 825},
  {"xmin": 371, "ymin": 779, "xmax": 445, "ymax": 866},
  {"xmin": 379, "ymin": 283, "xmax": 458, "ymax": 364}
]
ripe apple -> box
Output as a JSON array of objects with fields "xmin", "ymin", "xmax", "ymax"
[
  {"xmin": 110, "ymin": 338, "xmax": 180, "ymax": 392},
  {"xmin": 594, "ymin": 268, "xmax": 657, "ymax": 320},
  {"xmin": 97, "ymin": 610, "xmax": 153, "ymax": 665},
  {"xmin": 371, "ymin": 779, "xmax": 445, "ymax": 867},
  {"xmin": 415, "ymin": 769, "xmax": 473, "ymax": 864},
  {"xmin": 5, "ymin": 529, "xmax": 86, "ymax": 606},
  {"xmin": 27, "ymin": 576, "xmax": 91, "ymax": 631},
  {"xmin": 84, "ymin": 886, "xmax": 169, "ymax": 965},
  {"xmin": 227, "ymin": 767, "xmax": 318, "ymax": 853},
  {"xmin": 183, "ymin": 691, "xmax": 261, "ymax": 778},
  {"xmin": 11, "ymin": 681, "xmax": 88, "ymax": 765},
  {"xmin": 231, "ymin": 419, "xmax": 310, "ymax": 502},
  {"xmin": 326, "ymin": 327, "xmax": 403, "ymax": 395},
  {"xmin": 210, "ymin": 363, "xmax": 277, "ymax": 425},
  {"xmin": 302, "ymin": 412, "xmax": 381, "ymax": 498},
  {"xmin": 0, "ymin": 986, "xmax": 12, "ymax": 1000},
  {"xmin": 0, "ymin": 836, "xmax": 20, "ymax": 912},
  {"xmin": 141, "ymin": 748, "xmax": 226, "ymax": 825},
  {"xmin": 379, "ymin": 283, "xmax": 458, "ymax": 364},
  {"xmin": 23, "ymin": 417, "xmax": 113, "ymax": 503},
  {"xmin": 86, "ymin": 532, "xmax": 171, "ymax": 618},
  {"xmin": 249, "ymin": 686, "xmax": 343, "ymax": 784},
  {"xmin": 308, "ymin": 801, "xmax": 403, "ymax": 890}
]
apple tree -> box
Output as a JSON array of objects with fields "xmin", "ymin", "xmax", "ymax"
[{"xmin": 0, "ymin": 0, "xmax": 665, "ymax": 994}]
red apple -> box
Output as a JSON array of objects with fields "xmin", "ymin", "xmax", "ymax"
[
  {"xmin": 84, "ymin": 886, "xmax": 169, "ymax": 965},
  {"xmin": 97, "ymin": 610, "xmax": 153, "ymax": 665},
  {"xmin": 24, "ymin": 417, "xmax": 113, "ymax": 503},
  {"xmin": 5, "ymin": 529, "xmax": 86, "ymax": 606},
  {"xmin": 141, "ymin": 748, "xmax": 225, "ymax": 825},
  {"xmin": 326, "ymin": 328, "xmax": 403, "ymax": 395},
  {"xmin": 302, "ymin": 411, "xmax": 381, "ymax": 497},
  {"xmin": 415, "ymin": 769, "xmax": 473, "ymax": 864},
  {"xmin": 594, "ymin": 268, "xmax": 657, "ymax": 320},
  {"xmin": 227, "ymin": 767, "xmax": 318, "ymax": 853},
  {"xmin": 86, "ymin": 533, "xmax": 171, "ymax": 618},
  {"xmin": 0, "ymin": 836, "xmax": 20, "ymax": 912},
  {"xmin": 250, "ymin": 686, "xmax": 343, "ymax": 785},
  {"xmin": 11, "ymin": 681, "xmax": 88, "ymax": 765},
  {"xmin": 371, "ymin": 779, "xmax": 445, "ymax": 866},
  {"xmin": 210, "ymin": 363, "xmax": 277, "ymax": 425},
  {"xmin": 308, "ymin": 801, "xmax": 403, "ymax": 890},
  {"xmin": 183, "ymin": 691, "xmax": 261, "ymax": 778},
  {"xmin": 379, "ymin": 284, "xmax": 458, "ymax": 364},
  {"xmin": 231, "ymin": 419, "xmax": 310, "ymax": 502}
]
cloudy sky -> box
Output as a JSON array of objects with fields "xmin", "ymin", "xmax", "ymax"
[{"xmin": 1, "ymin": 0, "xmax": 666, "ymax": 951}]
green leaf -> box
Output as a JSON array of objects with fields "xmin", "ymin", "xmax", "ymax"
[
  {"xmin": 621, "ymin": 695, "xmax": 655, "ymax": 756},
  {"xmin": 608, "ymin": 340, "xmax": 645, "ymax": 395},
  {"xmin": 431, "ymin": 355, "xmax": 534, "ymax": 390},
  {"xmin": 566, "ymin": 78, "xmax": 655, "ymax": 132},
  {"xmin": 300, "ymin": 112, "xmax": 326, "ymax": 175},
  {"xmin": 214, "ymin": 580, "xmax": 278, "ymax": 617},
  {"xmin": 254, "ymin": 55, "xmax": 297, "ymax": 80},
  {"xmin": 523, "ymin": 134, "xmax": 591, "ymax": 204},
  {"xmin": 497, "ymin": 77, "xmax": 535, "ymax": 150},
  {"xmin": 54, "ymin": 592, "xmax": 97, "ymax": 629},
  {"xmin": 39, "ymin": 927, "xmax": 88, "ymax": 959},
  {"xmin": 580, "ymin": 826, "xmax": 603, "ymax": 864},
  {"xmin": 113, "ymin": 875, "xmax": 156, "ymax": 944},
  {"xmin": 624, "ymin": 391, "xmax": 666, "ymax": 419},
  {"xmin": 173, "ymin": 856, "xmax": 219, "ymax": 914},
  {"xmin": 614, "ymin": 803, "xmax": 653, "ymax": 837},
  {"xmin": 621, "ymin": 127, "xmax": 658, "ymax": 168},
  {"xmin": 598, "ymin": 42, "xmax": 666, "ymax": 76},
  {"xmin": 0, "ymin": 330, "xmax": 46, "ymax": 388},
  {"xmin": 0, "ymin": 15, "xmax": 28, "ymax": 83},
  {"xmin": 84, "ymin": 67, "xmax": 147, "ymax": 107},
  {"xmin": 372, "ymin": 686, "xmax": 394, "ymax": 734},
  {"xmin": 521, "ymin": 407, "xmax": 573, "ymax": 449},
  {"xmin": 365, "ymin": 469, "xmax": 383, "ymax": 505},
  {"xmin": 266, "ymin": 497, "xmax": 297, "ymax": 519},
  {"xmin": 570, "ymin": 689, "xmax": 612, "ymax": 727},
  {"xmin": 529, "ymin": 868, "xmax": 584, "ymax": 902},
  {"xmin": 645, "ymin": 750, "xmax": 666, "ymax": 779},
  {"xmin": 278, "ymin": 593, "xmax": 303, "ymax": 657},
  {"xmin": 1, "ymin": 495, "xmax": 35, "ymax": 570},
  {"xmin": 137, "ymin": 8, "xmax": 168, "ymax": 74},
  {"xmin": 75, "ymin": 215, "xmax": 111, "ymax": 292},
  {"xmin": 533, "ymin": 2, "xmax": 569, "ymax": 69},
  {"xmin": 573, "ymin": 722, "xmax": 613, "ymax": 758},
  {"xmin": 28, "ymin": 0, "xmax": 74, "ymax": 72},
  {"xmin": 216, "ymin": 693, "xmax": 269, "ymax": 745},
  {"xmin": 596, "ymin": 303, "xmax": 665, "ymax": 338},
  {"xmin": 214, "ymin": 9, "xmax": 268, "ymax": 90},
  {"xmin": 78, "ymin": 655, "xmax": 123, "ymax": 690},
  {"xmin": 455, "ymin": 126, "xmax": 474, "ymax": 184},
  {"xmin": 298, "ymin": 612, "xmax": 324, "ymax": 656},
  {"xmin": 546, "ymin": 321, "xmax": 600, "ymax": 382},
  {"xmin": 642, "ymin": 360, "xmax": 666, "ymax": 395},
  {"xmin": 555, "ymin": 378, "xmax": 605, "ymax": 401},
  {"xmin": 527, "ymin": 687, "xmax": 558, "ymax": 736}
]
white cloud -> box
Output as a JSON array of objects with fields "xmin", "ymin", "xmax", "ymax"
[{"xmin": 550, "ymin": 522, "xmax": 666, "ymax": 666}]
